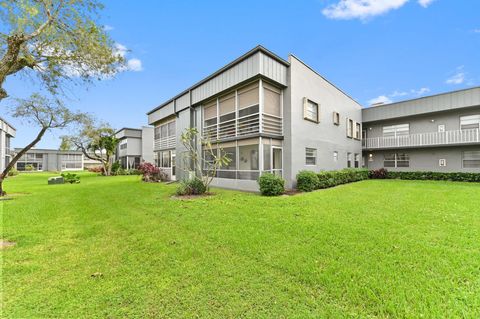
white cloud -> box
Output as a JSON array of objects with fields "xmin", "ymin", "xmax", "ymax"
[
  {"xmin": 368, "ymin": 95, "xmax": 392, "ymax": 106},
  {"xmin": 126, "ymin": 58, "xmax": 143, "ymax": 72},
  {"xmin": 390, "ymin": 90, "xmax": 408, "ymax": 97},
  {"xmin": 446, "ymin": 67, "xmax": 465, "ymax": 85},
  {"xmin": 418, "ymin": 0, "xmax": 435, "ymax": 8},
  {"xmin": 473, "ymin": 29, "xmax": 480, "ymax": 33},
  {"xmin": 104, "ymin": 25, "xmax": 114, "ymax": 31},
  {"xmin": 322, "ymin": 0, "xmax": 437, "ymax": 20},
  {"xmin": 411, "ymin": 87, "xmax": 430, "ymax": 95},
  {"xmin": 322, "ymin": 0, "xmax": 409, "ymax": 20}
]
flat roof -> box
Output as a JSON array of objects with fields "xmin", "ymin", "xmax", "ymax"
[
  {"xmin": 146, "ymin": 45, "xmax": 290, "ymax": 115},
  {"xmin": 0, "ymin": 116, "xmax": 16, "ymax": 131},
  {"xmin": 14, "ymin": 148, "xmax": 83, "ymax": 153},
  {"xmin": 114, "ymin": 127, "xmax": 142, "ymax": 134},
  {"xmin": 362, "ymin": 86, "xmax": 480, "ymax": 122},
  {"xmin": 366, "ymin": 86, "xmax": 480, "ymax": 109}
]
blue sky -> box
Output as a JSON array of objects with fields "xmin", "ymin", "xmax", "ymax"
[{"xmin": 4, "ymin": 0, "xmax": 480, "ymax": 148}]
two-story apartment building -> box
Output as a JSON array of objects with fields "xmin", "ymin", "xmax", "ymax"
[
  {"xmin": 14, "ymin": 148, "xmax": 84, "ymax": 171},
  {"xmin": 115, "ymin": 127, "xmax": 154, "ymax": 169},
  {"xmin": 0, "ymin": 117, "xmax": 16, "ymax": 172},
  {"xmin": 362, "ymin": 87, "xmax": 480, "ymax": 172},
  {"xmin": 147, "ymin": 46, "xmax": 362, "ymax": 191}
]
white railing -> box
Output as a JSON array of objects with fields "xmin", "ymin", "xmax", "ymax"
[
  {"xmin": 202, "ymin": 112, "xmax": 282, "ymax": 141},
  {"xmin": 363, "ymin": 129, "xmax": 480, "ymax": 149},
  {"xmin": 154, "ymin": 135, "xmax": 176, "ymax": 150}
]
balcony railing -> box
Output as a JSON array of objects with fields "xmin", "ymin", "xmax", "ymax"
[
  {"xmin": 154, "ymin": 135, "xmax": 176, "ymax": 150},
  {"xmin": 363, "ymin": 128, "xmax": 480, "ymax": 149},
  {"xmin": 202, "ymin": 112, "xmax": 282, "ymax": 141}
]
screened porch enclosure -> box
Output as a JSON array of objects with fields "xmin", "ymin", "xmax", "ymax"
[
  {"xmin": 202, "ymin": 137, "xmax": 283, "ymax": 181},
  {"xmin": 202, "ymin": 80, "xmax": 283, "ymax": 141}
]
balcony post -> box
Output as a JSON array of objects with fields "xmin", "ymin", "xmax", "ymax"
[{"xmin": 259, "ymin": 79, "xmax": 264, "ymax": 134}]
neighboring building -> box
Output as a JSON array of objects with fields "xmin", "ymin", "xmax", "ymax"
[
  {"xmin": 0, "ymin": 117, "xmax": 16, "ymax": 172},
  {"xmin": 14, "ymin": 148, "xmax": 84, "ymax": 172},
  {"xmin": 83, "ymin": 152, "xmax": 104, "ymax": 170},
  {"xmin": 147, "ymin": 46, "xmax": 362, "ymax": 190},
  {"xmin": 362, "ymin": 87, "xmax": 480, "ymax": 172},
  {"xmin": 115, "ymin": 127, "xmax": 154, "ymax": 169}
]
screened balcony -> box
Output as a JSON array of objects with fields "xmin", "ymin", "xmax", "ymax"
[
  {"xmin": 154, "ymin": 120, "xmax": 176, "ymax": 150},
  {"xmin": 202, "ymin": 80, "xmax": 283, "ymax": 141},
  {"xmin": 363, "ymin": 128, "xmax": 480, "ymax": 150}
]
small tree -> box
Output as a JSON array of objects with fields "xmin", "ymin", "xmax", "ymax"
[
  {"xmin": 179, "ymin": 128, "xmax": 231, "ymax": 191},
  {"xmin": 65, "ymin": 120, "xmax": 118, "ymax": 176},
  {"xmin": 0, "ymin": 94, "xmax": 87, "ymax": 195},
  {"xmin": 59, "ymin": 136, "xmax": 72, "ymax": 151}
]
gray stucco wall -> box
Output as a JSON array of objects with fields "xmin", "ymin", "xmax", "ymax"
[
  {"xmin": 284, "ymin": 55, "xmax": 362, "ymax": 188},
  {"xmin": 141, "ymin": 126, "xmax": 154, "ymax": 163},
  {"xmin": 365, "ymin": 146, "xmax": 480, "ymax": 173}
]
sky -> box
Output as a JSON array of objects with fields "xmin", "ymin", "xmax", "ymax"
[{"xmin": 3, "ymin": 0, "xmax": 480, "ymax": 149}]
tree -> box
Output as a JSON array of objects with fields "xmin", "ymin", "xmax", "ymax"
[
  {"xmin": 59, "ymin": 136, "xmax": 72, "ymax": 150},
  {"xmin": 0, "ymin": 94, "xmax": 87, "ymax": 195},
  {"xmin": 0, "ymin": 0, "xmax": 124, "ymax": 102},
  {"xmin": 65, "ymin": 120, "xmax": 118, "ymax": 176},
  {"xmin": 179, "ymin": 128, "xmax": 231, "ymax": 191}
]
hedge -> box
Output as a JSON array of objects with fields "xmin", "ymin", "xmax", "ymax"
[
  {"xmin": 258, "ymin": 173, "xmax": 285, "ymax": 196},
  {"xmin": 373, "ymin": 170, "xmax": 480, "ymax": 182},
  {"xmin": 297, "ymin": 168, "xmax": 369, "ymax": 192}
]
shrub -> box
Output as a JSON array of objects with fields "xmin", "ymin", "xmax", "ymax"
[
  {"xmin": 386, "ymin": 171, "xmax": 480, "ymax": 182},
  {"xmin": 7, "ymin": 168, "xmax": 19, "ymax": 177},
  {"xmin": 61, "ymin": 172, "xmax": 80, "ymax": 184},
  {"xmin": 87, "ymin": 166, "xmax": 103, "ymax": 173},
  {"xmin": 296, "ymin": 170, "xmax": 319, "ymax": 192},
  {"xmin": 317, "ymin": 169, "xmax": 369, "ymax": 189},
  {"xmin": 111, "ymin": 161, "xmax": 121, "ymax": 175},
  {"xmin": 138, "ymin": 162, "xmax": 168, "ymax": 182},
  {"xmin": 258, "ymin": 173, "xmax": 285, "ymax": 196},
  {"xmin": 176, "ymin": 178, "xmax": 207, "ymax": 196},
  {"xmin": 25, "ymin": 164, "xmax": 34, "ymax": 171},
  {"xmin": 369, "ymin": 168, "xmax": 388, "ymax": 179}
]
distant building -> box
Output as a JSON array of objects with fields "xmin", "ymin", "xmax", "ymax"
[
  {"xmin": 115, "ymin": 127, "xmax": 154, "ymax": 169},
  {"xmin": 362, "ymin": 87, "xmax": 480, "ymax": 172},
  {"xmin": 0, "ymin": 117, "xmax": 15, "ymax": 172},
  {"xmin": 14, "ymin": 148, "xmax": 84, "ymax": 172}
]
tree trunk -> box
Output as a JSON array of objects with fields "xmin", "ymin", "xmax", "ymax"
[
  {"xmin": 0, "ymin": 34, "xmax": 25, "ymax": 102},
  {"xmin": 0, "ymin": 127, "xmax": 48, "ymax": 196}
]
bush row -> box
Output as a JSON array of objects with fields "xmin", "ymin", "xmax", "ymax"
[
  {"xmin": 370, "ymin": 169, "xmax": 480, "ymax": 182},
  {"xmin": 258, "ymin": 173, "xmax": 285, "ymax": 196},
  {"xmin": 297, "ymin": 168, "xmax": 369, "ymax": 192}
]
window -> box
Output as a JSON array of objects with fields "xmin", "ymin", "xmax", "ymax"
[
  {"xmin": 333, "ymin": 112, "xmax": 340, "ymax": 125},
  {"xmin": 383, "ymin": 124, "xmax": 409, "ymax": 137},
  {"xmin": 462, "ymin": 151, "xmax": 480, "ymax": 168},
  {"xmin": 303, "ymin": 98, "xmax": 319, "ymax": 123},
  {"xmin": 347, "ymin": 152, "xmax": 352, "ymax": 168},
  {"xmin": 155, "ymin": 120, "xmax": 176, "ymax": 140},
  {"xmin": 346, "ymin": 119, "xmax": 354, "ymax": 138},
  {"xmin": 354, "ymin": 153, "xmax": 360, "ymax": 168},
  {"xmin": 305, "ymin": 148, "xmax": 317, "ymax": 165},
  {"xmin": 460, "ymin": 115, "xmax": 480, "ymax": 130},
  {"xmin": 438, "ymin": 124, "xmax": 446, "ymax": 133},
  {"xmin": 120, "ymin": 143, "xmax": 127, "ymax": 150},
  {"xmin": 333, "ymin": 151, "xmax": 338, "ymax": 162},
  {"xmin": 355, "ymin": 122, "xmax": 361, "ymax": 140},
  {"xmin": 384, "ymin": 153, "xmax": 410, "ymax": 168},
  {"xmin": 439, "ymin": 159, "xmax": 447, "ymax": 167}
]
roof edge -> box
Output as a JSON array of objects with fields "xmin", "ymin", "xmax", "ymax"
[
  {"xmin": 146, "ymin": 45, "xmax": 290, "ymax": 115},
  {"xmin": 363, "ymin": 86, "xmax": 480, "ymax": 110}
]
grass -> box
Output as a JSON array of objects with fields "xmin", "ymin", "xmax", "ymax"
[{"xmin": 2, "ymin": 172, "xmax": 480, "ymax": 318}]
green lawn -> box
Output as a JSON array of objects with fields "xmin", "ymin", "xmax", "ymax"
[{"xmin": 2, "ymin": 172, "xmax": 480, "ymax": 318}]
